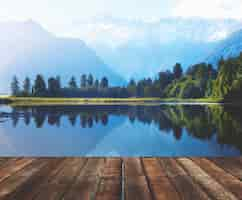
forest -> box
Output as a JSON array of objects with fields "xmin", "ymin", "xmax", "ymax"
[{"xmin": 10, "ymin": 53, "xmax": 242, "ymax": 102}]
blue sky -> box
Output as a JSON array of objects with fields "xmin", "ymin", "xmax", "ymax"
[{"xmin": 0, "ymin": 0, "xmax": 242, "ymax": 35}]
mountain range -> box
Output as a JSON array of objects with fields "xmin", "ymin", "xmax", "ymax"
[
  {"xmin": 0, "ymin": 20, "xmax": 124, "ymax": 93},
  {"xmin": 207, "ymin": 29, "xmax": 242, "ymax": 65},
  {"xmin": 72, "ymin": 17, "xmax": 242, "ymax": 79},
  {"xmin": 1, "ymin": 18, "xmax": 242, "ymax": 93}
]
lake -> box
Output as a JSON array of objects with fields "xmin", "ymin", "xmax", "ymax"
[{"xmin": 0, "ymin": 104, "xmax": 241, "ymax": 157}]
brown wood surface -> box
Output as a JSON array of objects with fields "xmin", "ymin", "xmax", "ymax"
[{"xmin": 0, "ymin": 157, "xmax": 241, "ymax": 200}]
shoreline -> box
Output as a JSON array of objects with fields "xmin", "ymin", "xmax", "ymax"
[{"xmin": 0, "ymin": 96, "xmax": 223, "ymax": 106}]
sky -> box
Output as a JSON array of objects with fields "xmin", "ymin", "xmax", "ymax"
[{"xmin": 0, "ymin": 0, "xmax": 242, "ymax": 35}]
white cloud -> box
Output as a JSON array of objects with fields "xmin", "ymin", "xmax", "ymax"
[{"xmin": 173, "ymin": 0, "xmax": 242, "ymax": 19}]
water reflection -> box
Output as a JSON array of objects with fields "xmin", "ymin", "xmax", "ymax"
[{"xmin": 0, "ymin": 104, "xmax": 242, "ymax": 156}]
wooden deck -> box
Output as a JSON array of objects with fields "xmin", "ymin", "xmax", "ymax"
[{"xmin": 0, "ymin": 158, "xmax": 241, "ymax": 200}]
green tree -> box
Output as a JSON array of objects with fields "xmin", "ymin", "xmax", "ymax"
[
  {"xmin": 69, "ymin": 76, "xmax": 77, "ymax": 89},
  {"xmin": 81, "ymin": 74, "xmax": 87, "ymax": 88},
  {"xmin": 87, "ymin": 74, "xmax": 94, "ymax": 87},
  {"xmin": 23, "ymin": 77, "xmax": 31, "ymax": 96},
  {"xmin": 127, "ymin": 79, "xmax": 136, "ymax": 96},
  {"xmin": 100, "ymin": 77, "xmax": 109, "ymax": 88},
  {"xmin": 173, "ymin": 63, "xmax": 183, "ymax": 79},
  {"xmin": 48, "ymin": 77, "xmax": 61, "ymax": 96},
  {"xmin": 33, "ymin": 74, "xmax": 47, "ymax": 96},
  {"xmin": 11, "ymin": 76, "xmax": 20, "ymax": 96},
  {"xmin": 94, "ymin": 79, "xmax": 99, "ymax": 89}
]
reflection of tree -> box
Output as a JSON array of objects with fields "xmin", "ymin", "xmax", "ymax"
[
  {"xmin": 87, "ymin": 116, "xmax": 93, "ymax": 128},
  {"xmin": 101, "ymin": 114, "xmax": 108, "ymax": 126},
  {"xmin": 173, "ymin": 126, "xmax": 182, "ymax": 140},
  {"xmin": 4, "ymin": 104, "xmax": 242, "ymax": 152},
  {"xmin": 48, "ymin": 113, "xmax": 60, "ymax": 127},
  {"xmin": 11, "ymin": 108, "xmax": 19, "ymax": 127},
  {"xmin": 23, "ymin": 109, "xmax": 31, "ymax": 125},
  {"xmin": 81, "ymin": 115, "xmax": 87, "ymax": 128},
  {"xmin": 68, "ymin": 113, "xmax": 77, "ymax": 126},
  {"xmin": 94, "ymin": 115, "xmax": 99, "ymax": 123},
  {"xmin": 32, "ymin": 108, "xmax": 46, "ymax": 128}
]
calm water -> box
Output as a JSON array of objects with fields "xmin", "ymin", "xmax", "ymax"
[{"xmin": 0, "ymin": 104, "xmax": 242, "ymax": 157}]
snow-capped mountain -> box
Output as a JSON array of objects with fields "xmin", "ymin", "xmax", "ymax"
[
  {"xmin": 68, "ymin": 17, "xmax": 242, "ymax": 80},
  {"xmin": 207, "ymin": 29, "xmax": 242, "ymax": 65}
]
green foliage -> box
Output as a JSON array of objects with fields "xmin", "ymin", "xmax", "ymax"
[
  {"xmin": 23, "ymin": 77, "xmax": 31, "ymax": 96},
  {"xmin": 212, "ymin": 53, "xmax": 242, "ymax": 102},
  {"xmin": 81, "ymin": 74, "xmax": 87, "ymax": 88},
  {"xmin": 33, "ymin": 74, "xmax": 47, "ymax": 96},
  {"xmin": 173, "ymin": 63, "xmax": 183, "ymax": 79},
  {"xmin": 100, "ymin": 77, "xmax": 109, "ymax": 88},
  {"xmin": 69, "ymin": 76, "xmax": 77, "ymax": 89}
]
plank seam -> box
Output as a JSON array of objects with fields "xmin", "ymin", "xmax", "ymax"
[
  {"xmin": 157, "ymin": 158, "xmax": 183, "ymax": 200},
  {"xmin": 60, "ymin": 158, "xmax": 88, "ymax": 200},
  {"xmin": 140, "ymin": 158, "xmax": 155, "ymax": 200}
]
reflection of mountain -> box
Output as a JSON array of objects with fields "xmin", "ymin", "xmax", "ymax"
[
  {"xmin": 0, "ymin": 106, "xmax": 127, "ymax": 156},
  {"xmin": 0, "ymin": 20, "xmax": 125, "ymax": 93}
]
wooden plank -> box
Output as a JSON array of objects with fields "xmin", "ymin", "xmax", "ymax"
[
  {"xmin": 100, "ymin": 158, "xmax": 122, "ymax": 178},
  {"xmin": 124, "ymin": 158, "xmax": 152, "ymax": 200},
  {"xmin": 0, "ymin": 159, "xmax": 47, "ymax": 198},
  {"xmin": 96, "ymin": 177, "xmax": 121, "ymax": 200},
  {"xmin": 210, "ymin": 158, "xmax": 242, "ymax": 181},
  {"xmin": 177, "ymin": 158, "xmax": 238, "ymax": 200},
  {"xmin": 63, "ymin": 158, "xmax": 105, "ymax": 200},
  {"xmin": 191, "ymin": 158, "xmax": 242, "ymax": 199},
  {"xmin": 159, "ymin": 158, "xmax": 210, "ymax": 200},
  {"xmin": 0, "ymin": 158, "xmax": 35, "ymax": 183},
  {"xmin": 34, "ymin": 158, "xmax": 86, "ymax": 200},
  {"xmin": 1, "ymin": 158, "xmax": 65, "ymax": 200},
  {"xmin": 142, "ymin": 158, "xmax": 180, "ymax": 200},
  {"xmin": 95, "ymin": 158, "xmax": 122, "ymax": 200}
]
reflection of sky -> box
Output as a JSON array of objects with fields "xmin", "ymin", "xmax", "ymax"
[{"xmin": 0, "ymin": 113, "xmax": 240, "ymax": 157}]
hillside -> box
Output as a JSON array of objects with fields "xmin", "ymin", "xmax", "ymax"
[
  {"xmin": 207, "ymin": 29, "xmax": 242, "ymax": 66},
  {"xmin": 0, "ymin": 20, "xmax": 125, "ymax": 93}
]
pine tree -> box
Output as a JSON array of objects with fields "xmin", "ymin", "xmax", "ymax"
[
  {"xmin": 81, "ymin": 74, "xmax": 87, "ymax": 88},
  {"xmin": 33, "ymin": 74, "xmax": 47, "ymax": 96},
  {"xmin": 23, "ymin": 77, "xmax": 31, "ymax": 96},
  {"xmin": 69, "ymin": 76, "xmax": 77, "ymax": 89},
  {"xmin": 100, "ymin": 77, "xmax": 108, "ymax": 88},
  {"xmin": 87, "ymin": 74, "xmax": 94, "ymax": 87},
  {"xmin": 11, "ymin": 76, "xmax": 20, "ymax": 96},
  {"xmin": 94, "ymin": 79, "xmax": 99, "ymax": 88},
  {"xmin": 173, "ymin": 63, "xmax": 183, "ymax": 79}
]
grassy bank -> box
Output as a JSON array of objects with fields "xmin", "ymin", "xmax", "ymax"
[{"xmin": 0, "ymin": 96, "xmax": 222, "ymax": 106}]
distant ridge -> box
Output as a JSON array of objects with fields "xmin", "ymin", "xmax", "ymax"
[
  {"xmin": 0, "ymin": 20, "xmax": 125, "ymax": 93},
  {"xmin": 207, "ymin": 29, "xmax": 242, "ymax": 66}
]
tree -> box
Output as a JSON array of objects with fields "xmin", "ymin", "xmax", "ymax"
[
  {"xmin": 48, "ymin": 77, "xmax": 61, "ymax": 96},
  {"xmin": 11, "ymin": 76, "xmax": 20, "ymax": 96},
  {"xmin": 173, "ymin": 63, "xmax": 183, "ymax": 79},
  {"xmin": 100, "ymin": 77, "xmax": 109, "ymax": 88},
  {"xmin": 56, "ymin": 76, "xmax": 61, "ymax": 90},
  {"xmin": 69, "ymin": 76, "xmax": 77, "ymax": 89},
  {"xmin": 87, "ymin": 74, "xmax": 93, "ymax": 87},
  {"xmin": 33, "ymin": 74, "xmax": 47, "ymax": 96},
  {"xmin": 23, "ymin": 77, "xmax": 31, "ymax": 96},
  {"xmin": 94, "ymin": 79, "xmax": 99, "ymax": 88},
  {"xmin": 81, "ymin": 74, "xmax": 87, "ymax": 88},
  {"xmin": 127, "ymin": 79, "xmax": 136, "ymax": 97}
]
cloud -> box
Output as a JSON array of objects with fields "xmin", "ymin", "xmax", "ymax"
[{"xmin": 173, "ymin": 0, "xmax": 242, "ymax": 19}]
